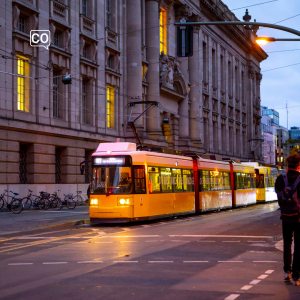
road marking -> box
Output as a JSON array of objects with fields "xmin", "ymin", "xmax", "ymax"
[
  {"xmin": 102, "ymin": 235, "xmax": 161, "ymax": 238},
  {"xmin": 170, "ymin": 235, "xmax": 271, "ymax": 238},
  {"xmin": 218, "ymin": 261, "xmax": 243, "ymax": 263},
  {"xmin": 183, "ymin": 261, "xmax": 209, "ymax": 263},
  {"xmin": 120, "ymin": 241, "xmax": 138, "ymax": 243},
  {"xmin": 258, "ymin": 275, "xmax": 268, "ymax": 279},
  {"xmin": 148, "ymin": 261, "xmax": 173, "ymax": 263},
  {"xmin": 250, "ymin": 280, "xmax": 261, "ymax": 284},
  {"xmin": 43, "ymin": 262, "xmax": 68, "ymax": 265},
  {"xmin": 113, "ymin": 261, "xmax": 138, "ymax": 263},
  {"xmin": 142, "ymin": 225, "xmax": 151, "ymax": 228},
  {"xmin": 225, "ymin": 294, "xmax": 240, "ymax": 300},
  {"xmin": 197, "ymin": 241, "xmax": 215, "ymax": 242},
  {"xmin": 8, "ymin": 263, "xmax": 33, "ymax": 265},
  {"xmin": 265, "ymin": 270, "xmax": 275, "ymax": 274},
  {"xmin": 3, "ymin": 243, "xmax": 20, "ymax": 245},
  {"xmin": 247, "ymin": 241, "xmax": 265, "ymax": 242},
  {"xmin": 222, "ymin": 241, "xmax": 240, "ymax": 243},
  {"xmin": 241, "ymin": 285, "xmax": 252, "ymax": 290},
  {"xmin": 171, "ymin": 240, "xmax": 187, "ymax": 242},
  {"xmin": 95, "ymin": 242, "xmax": 113, "ymax": 243},
  {"xmin": 145, "ymin": 240, "xmax": 158, "ymax": 242},
  {"xmin": 253, "ymin": 261, "xmax": 278, "ymax": 263},
  {"xmin": 77, "ymin": 261, "xmax": 103, "ymax": 264}
]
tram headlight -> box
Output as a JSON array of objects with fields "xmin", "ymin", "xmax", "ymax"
[
  {"xmin": 90, "ymin": 199, "xmax": 98, "ymax": 205},
  {"xmin": 118, "ymin": 198, "xmax": 130, "ymax": 205}
]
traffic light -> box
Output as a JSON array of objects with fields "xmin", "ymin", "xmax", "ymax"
[
  {"xmin": 177, "ymin": 19, "xmax": 193, "ymax": 57},
  {"xmin": 62, "ymin": 74, "xmax": 72, "ymax": 84}
]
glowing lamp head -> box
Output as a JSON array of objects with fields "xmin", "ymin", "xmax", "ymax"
[
  {"xmin": 256, "ymin": 39, "xmax": 268, "ymax": 45},
  {"xmin": 119, "ymin": 199, "xmax": 126, "ymax": 205}
]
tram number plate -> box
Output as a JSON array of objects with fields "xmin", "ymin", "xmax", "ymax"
[{"xmin": 98, "ymin": 182, "xmax": 105, "ymax": 188}]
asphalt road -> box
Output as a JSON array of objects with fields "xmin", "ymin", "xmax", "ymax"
[{"xmin": 0, "ymin": 202, "xmax": 299, "ymax": 300}]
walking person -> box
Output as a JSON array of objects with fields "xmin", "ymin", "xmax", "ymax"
[{"xmin": 275, "ymin": 153, "xmax": 300, "ymax": 285}]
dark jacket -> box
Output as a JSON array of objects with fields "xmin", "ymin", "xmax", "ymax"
[{"xmin": 275, "ymin": 170, "xmax": 300, "ymax": 223}]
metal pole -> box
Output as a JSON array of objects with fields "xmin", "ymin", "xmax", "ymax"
[{"xmin": 174, "ymin": 21, "xmax": 300, "ymax": 38}]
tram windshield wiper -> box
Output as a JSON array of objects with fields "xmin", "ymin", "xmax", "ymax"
[{"xmin": 106, "ymin": 182, "xmax": 121, "ymax": 196}]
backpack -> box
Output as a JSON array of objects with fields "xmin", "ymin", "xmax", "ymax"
[{"xmin": 277, "ymin": 174, "xmax": 300, "ymax": 217}]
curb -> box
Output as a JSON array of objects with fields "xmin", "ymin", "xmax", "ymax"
[{"xmin": 275, "ymin": 239, "xmax": 294, "ymax": 253}]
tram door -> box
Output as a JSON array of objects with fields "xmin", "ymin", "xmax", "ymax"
[{"xmin": 256, "ymin": 169, "xmax": 265, "ymax": 201}]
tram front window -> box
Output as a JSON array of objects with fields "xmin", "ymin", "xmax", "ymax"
[{"xmin": 92, "ymin": 166, "xmax": 133, "ymax": 194}]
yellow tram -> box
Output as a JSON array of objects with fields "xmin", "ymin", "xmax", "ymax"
[
  {"xmin": 89, "ymin": 142, "xmax": 272, "ymax": 223},
  {"xmin": 242, "ymin": 162, "xmax": 278, "ymax": 202}
]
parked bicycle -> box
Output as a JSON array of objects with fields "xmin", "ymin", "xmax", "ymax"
[
  {"xmin": 72, "ymin": 191, "xmax": 87, "ymax": 206},
  {"xmin": 0, "ymin": 190, "xmax": 23, "ymax": 212}
]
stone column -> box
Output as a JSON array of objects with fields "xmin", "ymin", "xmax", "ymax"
[
  {"xmin": 127, "ymin": 0, "xmax": 143, "ymax": 127},
  {"xmin": 188, "ymin": 20, "xmax": 202, "ymax": 148},
  {"xmin": 145, "ymin": 0, "xmax": 162, "ymax": 139}
]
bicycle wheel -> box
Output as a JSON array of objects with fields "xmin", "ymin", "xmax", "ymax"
[
  {"xmin": 22, "ymin": 197, "xmax": 32, "ymax": 210},
  {"xmin": 73, "ymin": 195, "xmax": 83, "ymax": 206},
  {"xmin": 11, "ymin": 199, "xmax": 23, "ymax": 214},
  {"xmin": 66, "ymin": 199, "xmax": 76, "ymax": 209},
  {"xmin": 51, "ymin": 199, "xmax": 63, "ymax": 210},
  {"xmin": 0, "ymin": 196, "xmax": 4, "ymax": 210}
]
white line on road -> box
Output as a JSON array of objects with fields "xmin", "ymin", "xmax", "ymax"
[
  {"xmin": 120, "ymin": 241, "xmax": 138, "ymax": 243},
  {"xmin": 8, "ymin": 263, "xmax": 33, "ymax": 265},
  {"xmin": 225, "ymin": 294, "xmax": 240, "ymax": 300},
  {"xmin": 148, "ymin": 261, "xmax": 173, "ymax": 263},
  {"xmin": 265, "ymin": 270, "xmax": 275, "ymax": 274},
  {"xmin": 183, "ymin": 261, "xmax": 209, "ymax": 263},
  {"xmin": 247, "ymin": 241, "xmax": 266, "ymax": 242},
  {"xmin": 3, "ymin": 243, "xmax": 21, "ymax": 245},
  {"xmin": 113, "ymin": 261, "xmax": 138, "ymax": 263},
  {"xmin": 102, "ymin": 235, "xmax": 161, "ymax": 238},
  {"xmin": 145, "ymin": 240, "xmax": 158, "ymax": 242},
  {"xmin": 77, "ymin": 261, "xmax": 103, "ymax": 264},
  {"xmin": 95, "ymin": 242, "xmax": 113, "ymax": 243},
  {"xmin": 258, "ymin": 275, "xmax": 269, "ymax": 279},
  {"xmin": 43, "ymin": 262, "xmax": 68, "ymax": 265},
  {"xmin": 253, "ymin": 261, "xmax": 278, "ymax": 263},
  {"xmin": 218, "ymin": 261, "xmax": 243, "ymax": 263},
  {"xmin": 170, "ymin": 235, "xmax": 272, "ymax": 238},
  {"xmin": 249, "ymin": 280, "xmax": 261, "ymax": 284},
  {"xmin": 171, "ymin": 240, "xmax": 187, "ymax": 242},
  {"xmin": 222, "ymin": 241, "xmax": 240, "ymax": 243},
  {"xmin": 241, "ymin": 285, "xmax": 252, "ymax": 290},
  {"xmin": 197, "ymin": 241, "xmax": 216, "ymax": 242}
]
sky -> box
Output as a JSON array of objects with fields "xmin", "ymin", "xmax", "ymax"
[{"xmin": 222, "ymin": 0, "xmax": 300, "ymax": 129}]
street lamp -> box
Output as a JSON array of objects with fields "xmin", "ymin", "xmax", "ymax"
[{"xmin": 256, "ymin": 37, "xmax": 300, "ymax": 45}]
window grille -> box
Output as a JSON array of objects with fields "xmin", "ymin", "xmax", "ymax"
[
  {"xmin": 55, "ymin": 147, "xmax": 62, "ymax": 184},
  {"xmin": 82, "ymin": 81, "xmax": 87, "ymax": 123},
  {"xmin": 82, "ymin": 0, "xmax": 87, "ymax": 16},
  {"xmin": 53, "ymin": 70, "xmax": 59, "ymax": 118},
  {"xmin": 107, "ymin": 86, "xmax": 114, "ymax": 128},
  {"xmin": 106, "ymin": 0, "xmax": 111, "ymax": 28},
  {"xmin": 54, "ymin": 32, "xmax": 59, "ymax": 47},
  {"xmin": 19, "ymin": 144, "xmax": 28, "ymax": 184},
  {"xmin": 159, "ymin": 8, "xmax": 167, "ymax": 54},
  {"xmin": 17, "ymin": 16, "xmax": 25, "ymax": 32}
]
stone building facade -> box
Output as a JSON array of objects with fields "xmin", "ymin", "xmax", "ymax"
[{"xmin": 0, "ymin": 0, "xmax": 267, "ymax": 196}]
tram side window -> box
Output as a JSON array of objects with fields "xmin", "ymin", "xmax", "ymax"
[
  {"xmin": 251, "ymin": 174, "xmax": 256, "ymax": 188},
  {"xmin": 210, "ymin": 171, "xmax": 219, "ymax": 191},
  {"xmin": 161, "ymin": 167, "xmax": 172, "ymax": 192},
  {"xmin": 259, "ymin": 174, "xmax": 264, "ymax": 188},
  {"xmin": 223, "ymin": 172, "xmax": 231, "ymax": 190},
  {"xmin": 172, "ymin": 168, "xmax": 183, "ymax": 192},
  {"xmin": 148, "ymin": 167, "xmax": 161, "ymax": 193},
  {"xmin": 200, "ymin": 170, "xmax": 210, "ymax": 191},
  {"xmin": 183, "ymin": 169, "xmax": 194, "ymax": 192},
  {"xmin": 235, "ymin": 173, "xmax": 243, "ymax": 189},
  {"xmin": 133, "ymin": 166, "xmax": 146, "ymax": 194}
]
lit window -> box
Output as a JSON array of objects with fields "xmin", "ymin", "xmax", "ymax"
[
  {"xmin": 107, "ymin": 86, "xmax": 114, "ymax": 128},
  {"xmin": 17, "ymin": 16, "xmax": 25, "ymax": 33},
  {"xmin": 106, "ymin": 0, "xmax": 111, "ymax": 29},
  {"xmin": 82, "ymin": 0, "xmax": 87, "ymax": 16},
  {"xmin": 159, "ymin": 8, "xmax": 167, "ymax": 54},
  {"xmin": 17, "ymin": 56, "xmax": 29, "ymax": 112},
  {"xmin": 82, "ymin": 81, "xmax": 87, "ymax": 123},
  {"xmin": 53, "ymin": 70, "xmax": 59, "ymax": 118}
]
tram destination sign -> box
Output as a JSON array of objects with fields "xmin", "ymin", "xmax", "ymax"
[
  {"xmin": 93, "ymin": 156, "xmax": 132, "ymax": 167},
  {"xmin": 94, "ymin": 157, "xmax": 125, "ymax": 165}
]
